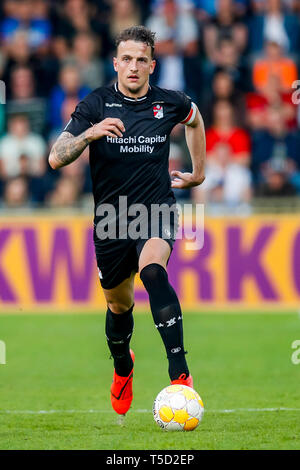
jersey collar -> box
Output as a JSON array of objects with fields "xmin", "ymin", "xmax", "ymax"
[{"xmin": 114, "ymin": 82, "xmax": 152, "ymax": 104}]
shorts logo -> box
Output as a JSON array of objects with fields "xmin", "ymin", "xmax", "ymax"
[
  {"xmin": 153, "ymin": 104, "xmax": 163, "ymax": 119},
  {"xmin": 98, "ymin": 268, "xmax": 103, "ymax": 279}
]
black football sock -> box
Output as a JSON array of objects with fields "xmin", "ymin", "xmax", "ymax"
[
  {"xmin": 140, "ymin": 263, "xmax": 189, "ymax": 381},
  {"xmin": 105, "ymin": 304, "xmax": 134, "ymax": 377}
]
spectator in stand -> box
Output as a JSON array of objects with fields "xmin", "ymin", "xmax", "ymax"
[
  {"xmin": 109, "ymin": 0, "xmax": 141, "ymax": 38},
  {"xmin": 255, "ymin": 158, "xmax": 297, "ymax": 197},
  {"xmin": 0, "ymin": 0, "xmax": 52, "ymax": 51},
  {"xmin": 0, "ymin": 114, "xmax": 46, "ymax": 178},
  {"xmin": 2, "ymin": 175, "xmax": 30, "ymax": 208},
  {"xmin": 203, "ymin": 0, "xmax": 248, "ymax": 63},
  {"xmin": 251, "ymin": 106, "xmax": 300, "ymax": 190},
  {"xmin": 194, "ymin": 99, "xmax": 252, "ymax": 212},
  {"xmin": 53, "ymin": 0, "xmax": 104, "ymax": 43},
  {"xmin": 6, "ymin": 64, "xmax": 47, "ymax": 134},
  {"xmin": 246, "ymin": 74, "xmax": 297, "ymax": 131},
  {"xmin": 248, "ymin": 0, "xmax": 300, "ymax": 55},
  {"xmin": 51, "ymin": 35, "xmax": 70, "ymax": 62},
  {"xmin": 206, "ymin": 99, "xmax": 251, "ymax": 165},
  {"xmin": 201, "ymin": 69, "xmax": 246, "ymax": 127},
  {"xmin": 1, "ymin": 30, "xmax": 54, "ymax": 97},
  {"xmin": 62, "ymin": 32, "xmax": 105, "ymax": 91},
  {"xmin": 2, "ymin": 30, "xmax": 32, "ymax": 79},
  {"xmin": 49, "ymin": 64, "xmax": 90, "ymax": 133},
  {"xmin": 8, "ymin": 64, "xmax": 34, "ymax": 101},
  {"xmin": 204, "ymin": 35, "xmax": 250, "ymax": 92},
  {"xmin": 252, "ymin": 39, "xmax": 298, "ymax": 93},
  {"xmin": 0, "ymin": 2, "xmax": 60, "ymax": 98},
  {"xmin": 146, "ymin": 0, "xmax": 200, "ymax": 97},
  {"xmin": 46, "ymin": 175, "xmax": 81, "ymax": 207},
  {"xmin": 192, "ymin": 141, "xmax": 252, "ymax": 212}
]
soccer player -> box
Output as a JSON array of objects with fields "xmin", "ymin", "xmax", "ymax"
[{"xmin": 49, "ymin": 26, "xmax": 206, "ymax": 416}]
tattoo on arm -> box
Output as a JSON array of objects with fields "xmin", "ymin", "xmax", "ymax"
[{"xmin": 49, "ymin": 130, "xmax": 91, "ymax": 168}]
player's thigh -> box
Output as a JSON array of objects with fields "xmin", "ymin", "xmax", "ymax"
[
  {"xmin": 138, "ymin": 238, "xmax": 171, "ymax": 272},
  {"xmin": 102, "ymin": 271, "xmax": 136, "ymax": 313}
]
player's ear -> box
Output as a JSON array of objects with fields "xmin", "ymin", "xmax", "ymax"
[
  {"xmin": 113, "ymin": 57, "xmax": 118, "ymax": 72},
  {"xmin": 149, "ymin": 59, "xmax": 156, "ymax": 75}
]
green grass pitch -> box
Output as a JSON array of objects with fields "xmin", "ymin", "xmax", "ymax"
[{"xmin": 0, "ymin": 312, "xmax": 300, "ymax": 450}]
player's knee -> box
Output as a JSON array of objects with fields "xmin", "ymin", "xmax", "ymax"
[
  {"xmin": 140, "ymin": 263, "xmax": 168, "ymax": 291},
  {"xmin": 107, "ymin": 300, "xmax": 132, "ymax": 314}
]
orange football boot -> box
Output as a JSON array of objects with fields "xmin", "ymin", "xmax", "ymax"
[
  {"xmin": 171, "ymin": 373, "xmax": 194, "ymax": 388},
  {"xmin": 110, "ymin": 349, "xmax": 135, "ymax": 415}
]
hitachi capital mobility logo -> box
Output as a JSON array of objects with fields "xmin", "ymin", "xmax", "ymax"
[{"xmin": 106, "ymin": 134, "xmax": 167, "ymax": 154}]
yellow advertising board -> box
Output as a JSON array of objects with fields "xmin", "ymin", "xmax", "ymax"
[{"xmin": 0, "ymin": 214, "xmax": 299, "ymax": 312}]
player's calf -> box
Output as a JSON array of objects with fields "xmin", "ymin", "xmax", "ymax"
[
  {"xmin": 105, "ymin": 304, "xmax": 134, "ymax": 377},
  {"xmin": 140, "ymin": 263, "xmax": 190, "ymax": 381}
]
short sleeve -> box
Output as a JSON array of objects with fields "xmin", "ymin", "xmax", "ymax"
[
  {"xmin": 175, "ymin": 91, "xmax": 197, "ymax": 125},
  {"xmin": 64, "ymin": 98, "xmax": 95, "ymax": 137}
]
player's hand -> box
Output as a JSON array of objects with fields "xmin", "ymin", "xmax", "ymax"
[
  {"xmin": 88, "ymin": 118, "xmax": 125, "ymax": 142},
  {"xmin": 171, "ymin": 171, "xmax": 205, "ymax": 189}
]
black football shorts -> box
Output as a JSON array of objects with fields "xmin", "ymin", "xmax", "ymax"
[{"xmin": 93, "ymin": 203, "xmax": 179, "ymax": 290}]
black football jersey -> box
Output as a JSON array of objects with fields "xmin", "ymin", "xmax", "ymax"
[{"xmin": 65, "ymin": 83, "xmax": 194, "ymax": 214}]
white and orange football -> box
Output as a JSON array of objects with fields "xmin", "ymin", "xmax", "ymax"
[{"xmin": 153, "ymin": 384, "xmax": 204, "ymax": 431}]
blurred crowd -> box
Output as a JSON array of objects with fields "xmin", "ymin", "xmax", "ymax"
[{"xmin": 0, "ymin": 0, "xmax": 299, "ymax": 212}]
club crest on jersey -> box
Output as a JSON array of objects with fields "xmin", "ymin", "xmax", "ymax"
[{"xmin": 153, "ymin": 104, "xmax": 164, "ymax": 119}]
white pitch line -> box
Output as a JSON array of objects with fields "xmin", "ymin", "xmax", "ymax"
[{"xmin": 1, "ymin": 407, "xmax": 300, "ymax": 415}]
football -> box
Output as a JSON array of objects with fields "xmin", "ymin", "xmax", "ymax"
[{"xmin": 153, "ymin": 384, "xmax": 204, "ymax": 431}]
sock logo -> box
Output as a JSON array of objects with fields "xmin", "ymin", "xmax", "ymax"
[
  {"xmin": 155, "ymin": 317, "xmax": 180, "ymax": 328},
  {"xmin": 166, "ymin": 317, "xmax": 176, "ymax": 327},
  {"xmin": 171, "ymin": 347, "xmax": 182, "ymax": 354}
]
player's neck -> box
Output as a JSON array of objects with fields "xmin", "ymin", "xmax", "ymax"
[{"xmin": 117, "ymin": 81, "xmax": 150, "ymax": 100}]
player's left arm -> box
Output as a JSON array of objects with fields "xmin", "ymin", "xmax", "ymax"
[{"xmin": 171, "ymin": 105, "xmax": 206, "ymax": 189}]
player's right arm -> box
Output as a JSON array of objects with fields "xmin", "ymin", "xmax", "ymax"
[{"xmin": 48, "ymin": 118, "xmax": 125, "ymax": 170}]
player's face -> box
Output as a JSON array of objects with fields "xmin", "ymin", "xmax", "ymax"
[{"xmin": 113, "ymin": 40, "xmax": 156, "ymax": 97}]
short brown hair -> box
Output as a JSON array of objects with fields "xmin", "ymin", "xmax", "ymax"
[{"xmin": 115, "ymin": 26, "xmax": 156, "ymax": 58}]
